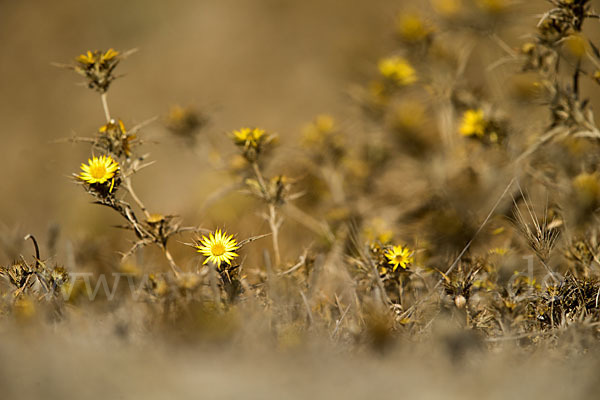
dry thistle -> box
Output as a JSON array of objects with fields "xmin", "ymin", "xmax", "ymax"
[
  {"xmin": 164, "ymin": 105, "xmax": 208, "ymax": 142},
  {"xmin": 231, "ymin": 127, "xmax": 277, "ymax": 163},
  {"xmin": 97, "ymin": 119, "xmax": 138, "ymax": 158},
  {"xmin": 73, "ymin": 48, "xmax": 121, "ymax": 93},
  {"xmin": 60, "ymin": 48, "xmax": 205, "ymax": 277},
  {"xmin": 395, "ymin": 12, "xmax": 434, "ymax": 44}
]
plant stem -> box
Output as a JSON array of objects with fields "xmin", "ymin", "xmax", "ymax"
[
  {"xmin": 101, "ymin": 92, "xmax": 111, "ymax": 122},
  {"xmin": 209, "ymin": 262, "xmax": 221, "ymax": 306},
  {"xmin": 268, "ymin": 203, "xmax": 281, "ymax": 267},
  {"xmin": 251, "ymin": 162, "xmax": 267, "ymax": 194},
  {"xmin": 252, "ymin": 162, "xmax": 282, "ymax": 267},
  {"xmin": 163, "ymin": 246, "xmax": 181, "ymax": 277},
  {"xmin": 123, "ymin": 177, "xmax": 151, "ymax": 219}
]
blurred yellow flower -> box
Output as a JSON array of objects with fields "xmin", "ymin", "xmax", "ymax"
[
  {"xmin": 76, "ymin": 51, "xmax": 96, "ymax": 65},
  {"xmin": 196, "ymin": 229, "xmax": 240, "ymax": 267},
  {"xmin": 100, "ymin": 48, "xmax": 119, "ymax": 63},
  {"xmin": 459, "ymin": 109, "xmax": 486, "ymax": 137},
  {"xmin": 378, "ymin": 56, "xmax": 417, "ymax": 86},
  {"xmin": 99, "ymin": 119, "xmax": 126, "ymax": 134},
  {"xmin": 573, "ymin": 172, "xmax": 600, "ymax": 206},
  {"xmin": 385, "ymin": 245, "xmax": 414, "ymax": 270},
  {"xmin": 233, "ymin": 127, "xmax": 266, "ymax": 148},
  {"xmin": 431, "ymin": 0, "xmax": 462, "ymax": 16},
  {"xmin": 564, "ymin": 34, "xmax": 587, "ymax": 58},
  {"xmin": 394, "ymin": 101, "xmax": 426, "ymax": 132},
  {"xmin": 364, "ymin": 218, "xmax": 394, "ymax": 244},
  {"xmin": 76, "ymin": 48, "xmax": 119, "ymax": 66},
  {"xmin": 396, "ymin": 13, "xmax": 432, "ymax": 42},
  {"xmin": 303, "ymin": 114, "xmax": 335, "ymax": 145}
]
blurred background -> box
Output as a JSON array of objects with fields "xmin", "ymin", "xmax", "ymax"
[
  {"xmin": 0, "ymin": 0, "xmax": 402, "ymax": 264},
  {"xmin": 2, "ymin": 0, "xmax": 599, "ymax": 268}
]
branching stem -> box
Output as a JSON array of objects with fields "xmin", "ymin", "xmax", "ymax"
[
  {"xmin": 123, "ymin": 177, "xmax": 151, "ymax": 219},
  {"xmin": 252, "ymin": 162, "xmax": 282, "ymax": 267}
]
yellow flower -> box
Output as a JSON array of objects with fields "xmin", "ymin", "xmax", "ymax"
[
  {"xmin": 384, "ymin": 245, "xmax": 413, "ymax": 270},
  {"xmin": 564, "ymin": 34, "xmax": 587, "ymax": 58},
  {"xmin": 99, "ymin": 119, "xmax": 127, "ymax": 134},
  {"xmin": 459, "ymin": 109, "xmax": 486, "ymax": 137},
  {"xmin": 76, "ymin": 48, "xmax": 120, "ymax": 66},
  {"xmin": 79, "ymin": 155, "xmax": 119, "ymax": 187},
  {"xmin": 393, "ymin": 101, "xmax": 426, "ymax": 132},
  {"xmin": 100, "ymin": 48, "xmax": 119, "ymax": 63},
  {"xmin": 98, "ymin": 119, "xmax": 137, "ymax": 157},
  {"xmin": 233, "ymin": 127, "xmax": 266, "ymax": 147},
  {"xmin": 431, "ymin": 0, "xmax": 462, "ymax": 16},
  {"xmin": 378, "ymin": 56, "xmax": 417, "ymax": 86},
  {"xmin": 73, "ymin": 49, "xmax": 122, "ymax": 93},
  {"xmin": 302, "ymin": 114, "xmax": 336, "ymax": 146},
  {"xmin": 396, "ymin": 14, "xmax": 432, "ymax": 42},
  {"xmin": 573, "ymin": 172, "xmax": 600, "ymax": 207},
  {"xmin": 76, "ymin": 51, "xmax": 96, "ymax": 65},
  {"xmin": 364, "ymin": 218, "xmax": 394, "ymax": 244},
  {"xmin": 196, "ymin": 229, "xmax": 240, "ymax": 267},
  {"xmin": 231, "ymin": 127, "xmax": 275, "ymax": 162}
]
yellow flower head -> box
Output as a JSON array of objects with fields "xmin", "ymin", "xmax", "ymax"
[
  {"xmin": 303, "ymin": 114, "xmax": 336, "ymax": 146},
  {"xmin": 564, "ymin": 34, "xmax": 587, "ymax": 58},
  {"xmin": 396, "ymin": 13, "xmax": 432, "ymax": 42},
  {"xmin": 76, "ymin": 51, "xmax": 96, "ymax": 65},
  {"xmin": 378, "ymin": 56, "xmax": 417, "ymax": 86},
  {"xmin": 79, "ymin": 155, "xmax": 119, "ymax": 187},
  {"xmin": 384, "ymin": 245, "xmax": 413, "ymax": 270},
  {"xmin": 76, "ymin": 48, "xmax": 120, "ymax": 66},
  {"xmin": 232, "ymin": 127, "xmax": 266, "ymax": 148},
  {"xmin": 100, "ymin": 48, "xmax": 119, "ymax": 63},
  {"xmin": 196, "ymin": 229, "xmax": 240, "ymax": 267},
  {"xmin": 99, "ymin": 119, "xmax": 127, "ymax": 134},
  {"xmin": 73, "ymin": 48, "xmax": 122, "ymax": 93},
  {"xmin": 459, "ymin": 109, "xmax": 487, "ymax": 137},
  {"xmin": 431, "ymin": 0, "xmax": 462, "ymax": 16},
  {"xmin": 165, "ymin": 105, "xmax": 206, "ymax": 140},
  {"xmin": 364, "ymin": 218, "xmax": 394, "ymax": 244},
  {"xmin": 573, "ymin": 172, "xmax": 600, "ymax": 207},
  {"xmin": 98, "ymin": 119, "xmax": 137, "ymax": 157}
]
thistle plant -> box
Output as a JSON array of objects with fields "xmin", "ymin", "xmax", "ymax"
[
  {"xmin": 518, "ymin": 0, "xmax": 600, "ymax": 159},
  {"xmin": 59, "ymin": 49, "xmax": 203, "ymax": 276},
  {"xmin": 230, "ymin": 126, "xmax": 291, "ymax": 267},
  {"xmin": 194, "ymin": 229, "xmax": 240, "ymax": 267},
  {"xmin": 164, "ymin": 105, "xmax": 208, "ymax": 144},
  {"xmin": 0, "ymin": 235, "xmax": 69, "ymax": 302}
]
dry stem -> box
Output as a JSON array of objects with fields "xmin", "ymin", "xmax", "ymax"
[
  {"xmin": 101, "ymin": 92, "xmax": 111, "ymax": 122},
  {"xmin": 252, "ymin": 162, "xmax": 282, "ymax": 267}
]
